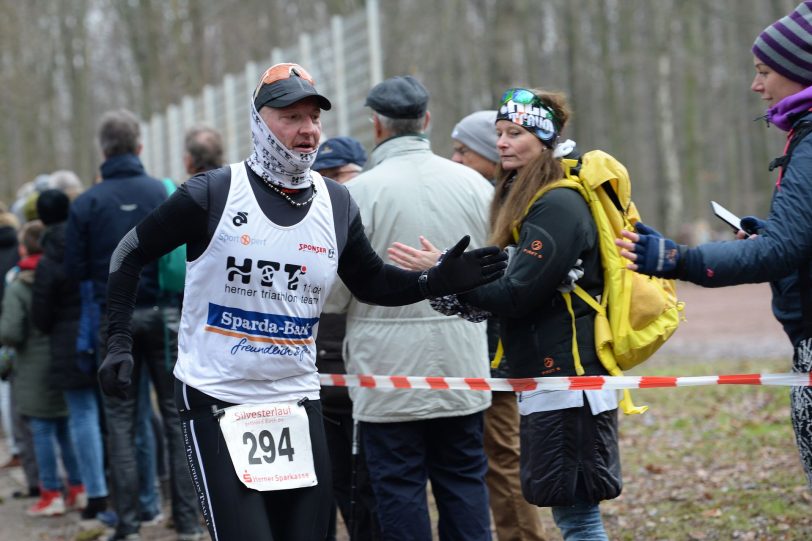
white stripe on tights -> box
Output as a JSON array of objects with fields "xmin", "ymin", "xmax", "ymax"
[{"xmin": 183, "ymin": 383, "xmax": 220, "ymax": 541}]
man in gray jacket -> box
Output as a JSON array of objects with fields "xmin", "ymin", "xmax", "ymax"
[{"xmin": 326, "ymin": 76, "xmax": 494, "ymax": 541}]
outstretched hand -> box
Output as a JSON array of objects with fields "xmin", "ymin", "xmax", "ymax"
[
  {"xmin": 388, "ymin": 236, "xmax": 442, "ymax": 271},
  {"xmin": 425, "ymin": 236, "xmax": 508, "ymax": 297},
  {"xmin": 614, "ymin": 222, "xmax": 681, "ymax": 277}
]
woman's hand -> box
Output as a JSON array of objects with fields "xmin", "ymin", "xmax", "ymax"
[
  {"xmin": 387, "ymin": 236, "xmax": 442, "ymax": 271},
  {"xmin": 615, "ymin": 222, "xmax": 682, "ymax": 277}
]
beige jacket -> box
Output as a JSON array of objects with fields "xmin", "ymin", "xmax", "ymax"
[{"xmin": 325, "ymin": 135, "xmax": 494, "ymax": 422}]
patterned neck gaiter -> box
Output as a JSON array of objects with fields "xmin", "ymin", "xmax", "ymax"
[{"xmin": 246, "ymin": 101, "xmax": 317, "ymax": 189}]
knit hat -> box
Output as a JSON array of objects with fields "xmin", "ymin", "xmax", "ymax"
[
  {"xmin": 753, "ymin": 1, "xmax": 812, "ymax": 86},
  {"xmin": 451, "ymin": 110, "xmax": 499, "ymax": 164},
  {"xmin": 35, "ymin": 189, "xmax": 70, "ymax": 226}
]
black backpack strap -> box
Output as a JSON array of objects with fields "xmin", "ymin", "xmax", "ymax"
[{"xmin": 769, "ymin": 120, "xmax": 812, "ymax": 172}]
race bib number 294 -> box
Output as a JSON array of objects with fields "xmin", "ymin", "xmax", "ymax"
[{"xmin": 218, "ymin": 401, "xmax": 317, "ymax": 491}]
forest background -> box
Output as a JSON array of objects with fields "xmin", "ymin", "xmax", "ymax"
[{"xmin": 0, "ymin": 0, "xmax": 802, "ymax": 238}]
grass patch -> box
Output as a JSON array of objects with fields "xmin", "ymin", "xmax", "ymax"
[{"xmin": 588, "ymin": 357, "xmax": 812, "ymax": 541}]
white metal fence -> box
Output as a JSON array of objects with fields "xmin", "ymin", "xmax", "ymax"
[{"xmin": 141, "ymin": 0, "xmax": 383, "ymax": 182}]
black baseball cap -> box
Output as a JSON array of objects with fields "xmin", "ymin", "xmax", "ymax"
[{"xmin": 253, "ymin": 63, "xmax": 332, "ymax": 111}]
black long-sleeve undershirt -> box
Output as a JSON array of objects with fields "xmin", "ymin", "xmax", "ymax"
[{"xmin": 106, "ymin": 163, "xmax": 422, "ymax": 348}]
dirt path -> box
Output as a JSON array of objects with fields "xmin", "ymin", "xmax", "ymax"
[{"xmin": 655, "ymin": 282, "xmax": 792, "ymax": 363}]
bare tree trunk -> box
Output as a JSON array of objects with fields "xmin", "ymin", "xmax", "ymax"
[{"xmin": 653, "ymin": 1, "xmax": 684, "ymax": 233}]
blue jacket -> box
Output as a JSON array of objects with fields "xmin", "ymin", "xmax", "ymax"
[
  {"xmin": 682, "ymin": 111, "xmax": 812, "ymax": 346},
  {"xmin": 64, "ymin": 153, "xmax": 167, "ymax": 306}
]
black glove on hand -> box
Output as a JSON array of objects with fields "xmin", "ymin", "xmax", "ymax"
[
  {"xmin": 98, "ymin": 336, "xmax": 134, "ymax": 399},
  {"xmin": 631, "ymin": 222, "xmax": 683, "ymax": 278},
  {"xmin": 424, "ymin": 235, "xmax": 508, "ymax": 297},
  {"xmin": 740, "ymin": 216, "xmax": 766, "ymax": 236}
]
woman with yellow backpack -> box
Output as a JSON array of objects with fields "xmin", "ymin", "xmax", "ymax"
[{"xmin": 390, "ymin": 87, "xmax": 621, "ymax": 541}]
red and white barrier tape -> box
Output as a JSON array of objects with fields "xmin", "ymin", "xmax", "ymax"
[{"xmin": 319, "ymin": 372, "xmax": 812, "ymax": 392}]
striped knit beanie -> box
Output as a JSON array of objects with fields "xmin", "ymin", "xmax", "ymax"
[{"xmin": 753, "ymin": 1, "xmax": 812, "ymax": 86}]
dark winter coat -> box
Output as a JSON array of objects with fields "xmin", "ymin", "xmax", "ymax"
[
  {"xmin": 463, "ymin": 188, "xmax": 606, "ymax": 378},
  {"xmin": 0, "ymin": 226, "xmax": 19, "ymax": 309},
  {"xmin": 681, "ymin": 111, "xmax": 812, "ymax": 347},
  {"xmin": 64, "ymin": 153, "xmax": 167, "ymax": 307},
  {"xmin": 462, "ymin": 185, "xmax": 621, "ymax": 507},
  {"xmin": 1, "ymin": 257, "xmax": 67, "ymax": 418},
  {"xmin": 32, "ymin": 222, "xmax": 94, "ymax": 390}
]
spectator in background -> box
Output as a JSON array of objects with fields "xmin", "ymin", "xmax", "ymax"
[
  {"xmin": 313, "ymin": 136, "xmax": 367, "ymax": 183},
  {"xmin": 11, "ymin": 174, "xmax": 54, "ymax": 225},
  {"xmin": 31, "ymin": 188, "xmax": 112, "ymax": 521},
  {"xmin": 392, "ymin": 90, "xmax": 620, "ymax": 540},
  {"xmin": 183, "ymin": 125, "xmax": 224, "ymax": 176},
  {"xmin": 1, "ymin": 220, "xmax": 85, "ymax": 517},
  {"xmin": 325, "ymin": 76, "xmax": 494, "ymax": 541},
  {"xmin": 64, "ymin": 109, "xmax": 201, "ymax": 541},
  {"xmin": 391, "ymin": 109, "xmax": 556, "ymax": 541},
  {"xmin": 312, "ymin": 136, "xmax": 380, "ymax": 541},
  {"xmin": 0, "ymin": 206, "xmax": 20, "ymax": 466},
  {"xmin": 0, "ymin": 207, "xmax": 40, "ymax": 502},
  {"xmin": 452, "ymin": 110, "xmax": 548, "ymax": 541},
  {"xmin": 50, "ymin": 170, "xmax": 84, "ymax": 201}
]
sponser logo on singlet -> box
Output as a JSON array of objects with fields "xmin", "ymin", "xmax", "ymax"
[
  {"xmin": 205, "ymin": 303, "xmax": 319, "ymax": 345},
  {"xmin": 298, "ymin": 243, "xmax": 336, "ymax": 259}
]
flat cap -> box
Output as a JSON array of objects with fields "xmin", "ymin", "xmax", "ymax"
[{"xmin": 365, "ymin": 75, "xmax": 429, "ymax": 119}]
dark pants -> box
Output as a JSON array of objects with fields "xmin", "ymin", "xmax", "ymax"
[
  {"xmin": 361, "ymin": 412, "xmax": 491, "ymax": 541},
  {"xmin": 322, "ymin": 410, "xmax": 381, "ymax": 540},
  {"xmin": 177, "ymin": 382, "xmax": 334, "ymax": 541},
  {"xmin": 101, "ymin": 307, "xmax": 200, "ymax": 537}
]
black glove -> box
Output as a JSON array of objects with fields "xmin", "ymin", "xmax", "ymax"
[
  {"xmin": 424, "ymin": 236, "xmax": 508, "ymax": 297},
  {"xmin": 630, "ymin": 222, "xmax": 683, "ymax": 278},
  {"xmin": 98, "ymin": 335, "xmax": 134, "ymax": 399},
  {"xmin": 740, "ymin": 215, "xmax": 766, "ymax": 236}
]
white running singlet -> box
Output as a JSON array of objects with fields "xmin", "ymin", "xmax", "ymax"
[{"xmin": 174, "ymin": 163, "xmax": 338, "ymax": 404}]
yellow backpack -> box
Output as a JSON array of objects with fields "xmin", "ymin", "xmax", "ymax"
[{"xmin": 501, "ymin": 150, "xmax": 685, "ymax": 414}]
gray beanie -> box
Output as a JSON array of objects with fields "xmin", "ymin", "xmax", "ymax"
[{"xmin": 451, "ymin": 110, "xmax": 499, "ymax": 164}]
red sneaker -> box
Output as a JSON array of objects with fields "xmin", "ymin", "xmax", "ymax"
[
  {"xmin": 26, "ymin": 489, "xmax": 65, "ymax": 517},
  {"xmin": 66, "ymin": 483, "xmax": 87, "ymax": 510}
]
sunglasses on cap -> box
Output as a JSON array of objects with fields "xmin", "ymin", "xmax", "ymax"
[
  {"xmin": 253, "ymin": 63, "xmax": 332, "ymax": 111},
  {"xmin": 258, "ymin": 63, "xmax": 316, "ymax": 87}
]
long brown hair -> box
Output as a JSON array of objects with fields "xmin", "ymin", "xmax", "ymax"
[{"xmin": 489, "ymin": 89, "xmax": 571, "ymax": 248}]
